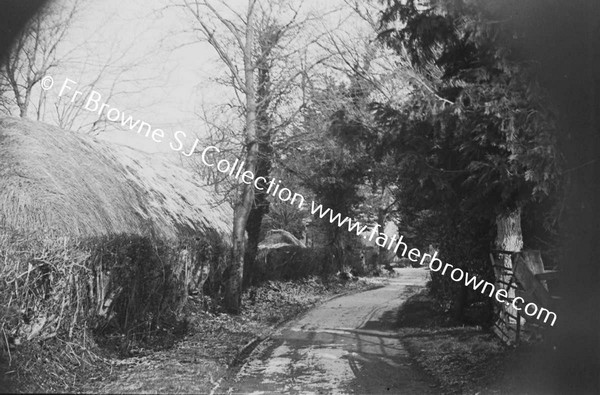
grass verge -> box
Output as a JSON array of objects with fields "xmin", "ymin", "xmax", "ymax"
[{"xmin": 397, "ymin": 289, "xmax": 558, "ymax": 394}]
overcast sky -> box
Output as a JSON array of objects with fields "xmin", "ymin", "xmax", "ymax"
[{"xmin": 39, "ymin": 0, "xmax": 378, "ymax": 153}]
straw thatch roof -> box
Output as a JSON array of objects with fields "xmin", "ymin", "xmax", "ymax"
[
  {"xmin": 0, "ymin": 117, "xmax": 232, "ymax": 239},
  {"xmin": 259, "ymin": 229, "xmax": 306, "ymax": 250}
]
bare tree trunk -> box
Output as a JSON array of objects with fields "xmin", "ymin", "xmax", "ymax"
[
  {"xmin": 495, "ymin": 207, "xmax": 523, "ymax": 253},
  {"xmin": 224, "ymin": 3, "xmax": 257, "ymax": 313},
  {"xmin": 494, "ymin": 207, "xmax": 523, "ymax": 327},
  {"xmin": 19, "ymin": 93, "xmax": 30, "ymax": 118},
  {"xmin": 376, "ymin": 207, "xmax": 387, "ymax": 268},
  {"xmin": 244, "ymin": 191, "xmax": 268, "ymax": 286},
  {"xmin": 243, "ymin": 27, "xmax": 277, "ymax": 287}
]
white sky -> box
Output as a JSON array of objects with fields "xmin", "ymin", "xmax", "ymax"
[{"xmin": 40, "ymin": 0, "xmax": 381, "ymax": 153}]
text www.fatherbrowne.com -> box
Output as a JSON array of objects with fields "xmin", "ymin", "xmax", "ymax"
[
  {"xmin": 43, "ymin": 76, "xmax": 557, "ymax": 327},
  {"xmin": 199, "ymin": 145, "xmax": 558, "ymax": 327}
]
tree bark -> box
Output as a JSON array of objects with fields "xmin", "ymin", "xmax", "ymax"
[
  {"xmin": 244, "ymin": 67, "xmax": 272, "ymax": 286},
  {"xmin": 243, "ymin": 26, "xmax": 278, "ymax": 287},
  {"xmin": 224, "ymin": 1, "xmax": 257, "ymax": 313},
  {"xmin": 494, "ymin": 206, "xmax": 523, "ymax": 328},
  {"xmin": 19, "ymin": 93, "xmax": 30, "ymax": 118},
  {"xmin": 495, "ymin": 207, "xmax": 524, "ymax": 254},
  {"xmin": 244, "ymin": 191, "xmax": 268, "ymax": 286},
  {"xmin": 376, "ymin": 207, "xmax": 388, "ymax": 268}
]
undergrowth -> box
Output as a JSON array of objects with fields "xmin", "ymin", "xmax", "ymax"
[
  {"xmin": 0, "ymin": 228, "xmax": 227, "ymax": 393},
  {"xmin": 242, "ymin": 276, "xmax": 367, "ymax": 324},
  {"xmin": 396, "ymin": 288, "xmax": 556, "ymax": 394},
  {"xmin": 1, "ymin": 224, "xmax": 375, "ymax": 393},
  {"xmin": 80, "ymin": 275, "xmax": 379, "ymax": 393}
]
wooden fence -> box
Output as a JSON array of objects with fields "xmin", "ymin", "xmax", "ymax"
[{"xmin": 490, "ymin": 250, "xmax": 560, "ymax": 345}]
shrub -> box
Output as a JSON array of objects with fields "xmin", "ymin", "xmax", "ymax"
[{"xmin": 0, "ymin": 227, "xmax": 229, "ymax": 387}]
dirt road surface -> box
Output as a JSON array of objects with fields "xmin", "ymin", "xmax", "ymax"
[{"xmin": 221, "ymin": 268, "xmax": 438, "ymax": 394}]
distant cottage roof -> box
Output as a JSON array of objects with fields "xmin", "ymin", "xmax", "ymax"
[
  {"xmin": 259, "ymin": 229, "xmax": 306, "ymax": 250},
  {"xmin": 0, "ymin": 117, "xmax": 232, "ymax": 239}
]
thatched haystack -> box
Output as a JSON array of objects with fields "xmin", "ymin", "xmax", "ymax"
[
  {"xmin": 0, "ymin": 117, "xmax": 231, "ymax": 238},
  {"xmin": 0, "ymin": 116, "xmax": 232, "ymax": 357}
]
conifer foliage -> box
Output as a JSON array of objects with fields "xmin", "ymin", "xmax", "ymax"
[{"xmin": 373, "ymin": 0, "xmax": 560, "ymax": 318}]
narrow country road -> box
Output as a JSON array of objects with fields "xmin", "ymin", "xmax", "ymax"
[{"xmin": 221, "ymin": 268, "xmax": 438, "ymax": 394}]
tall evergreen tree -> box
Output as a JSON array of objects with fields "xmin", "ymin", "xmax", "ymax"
[{"xmin": 375, "ymin": 0, "xmax": 560, "ymax": 317}]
